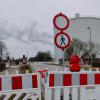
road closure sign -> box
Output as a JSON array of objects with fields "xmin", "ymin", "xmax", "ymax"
[
  {"xmin": 53, "ymin": 12, "xmax": 69, "ymax": 30},
  {"xmin": 54, "ymin": 31, "xmax": 71, "ymax": 51},
  {"xmin": 53, "ymin": 13, "xmax": 71, "ymax": 67}
]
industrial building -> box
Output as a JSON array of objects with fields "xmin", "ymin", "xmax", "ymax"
[{"xmin": 54, "ymin": 14, "xmax": 100, "ymax": 62}]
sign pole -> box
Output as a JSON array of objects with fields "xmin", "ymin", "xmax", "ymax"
[
  {"xmin": 62, "ymin": 49, "xmax": 65, "ymax": 70},
  {"xmin": 53, "ymin": 13, "xmax": 71, "ymax": 70}
]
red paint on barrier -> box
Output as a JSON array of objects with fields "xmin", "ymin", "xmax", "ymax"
[
  {"xmin": 80, "ymin": 74, "xmax": 87, "ymax": 85},
  {"xmin": 63, "ymin": 74, "xmax": 72, "ymax": 86},
  {"xmin": 38, "ymin": 69, "xmax": 48, "ymax": 78},
  {"xmin": 95, "ymin": 74, "xmax": 100, "ymax": 84},
  {"xmin": 49, "ymin": 74, "xmax": 54, "ymax": 87},
  {"xmin": 12, "ymin": 76, "xmax": 22, "ymax": 90},
  {"xmin": 32, "ymin": 75, "xmax": 38, "ymax": 88}
]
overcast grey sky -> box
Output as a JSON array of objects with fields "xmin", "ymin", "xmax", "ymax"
[{"xmin": 0, "ymin": 0, "xmax": 100, "ymax": 58}]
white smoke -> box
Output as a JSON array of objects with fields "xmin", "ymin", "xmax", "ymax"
[{"xmin": 0, "ymin": 19, "xmax": 53, "ymax": 45}]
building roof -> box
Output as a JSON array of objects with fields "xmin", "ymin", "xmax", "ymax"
[{"xmin": 67, "ymin": 16, "xmax": 100, "ymax": 43}]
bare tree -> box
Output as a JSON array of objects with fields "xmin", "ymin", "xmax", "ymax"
[
  {"xmin": 65, "ymin": 38, "xmax": 85, "ymax": 58},
  {"xmin": 65, "ymin": 38, "xmax": 100, "ymax": 59},
  {"xmin": 82, "ymin": 41, "xmax": 100, "ymax": 58}
]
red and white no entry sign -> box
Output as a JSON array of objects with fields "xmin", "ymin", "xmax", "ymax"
[
  {"xmin": 53, "ymin": 12, "xmax": 70, "ymax": 30},
  {"xmin": 54, "ymin": 31, "xmax": 71, "ymax": 51}
]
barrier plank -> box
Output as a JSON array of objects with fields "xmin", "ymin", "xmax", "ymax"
[
  {"xmin": 12, "ymin": 76, "xmax": 22, "ymax": 90},
  {"xmin": 54, "ymin": 88, "xmax": 61, "ymax": 100},
  {"xmin": 63, "ymin": 87, "xmax": 70, "ymax": 100},
  {"xmin": 45, "ymin": 88, "xmax": 52, "ymax": 100},
  {"xmin": 32, "ymin": 75, "xmax": 38, "ymax": 88},
  {"xmin": 49, "ymin": 74, "xmax": 54, "ymax": 87},
  {"xmin": 63, "ymin": 74, "xmax": 72, "ymax": 86},
  {"xmin": 0, "ymin": 73, "xmax": 41, "ymax": 100},
  {"xmin": 72, "ymin": 87, "xmax": 78, "ymax": 100},
  {"xmin": 45, "ymin": 71, "xmax": 100, "ymax": 100},
  {"xmin": 80, "ymin": 74, "xmax": 87, "ymax": 85},
  {"xmin": 95, "ymin": 73, "xmax": 100, "ymax": 84}
]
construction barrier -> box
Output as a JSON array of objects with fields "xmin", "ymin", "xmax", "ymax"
[
  {"xmin": 0, "ymin": 71, "xmax": 41, "ymax": 100},
  {"xmin": 38, "ymin": 69, "xmax": 48, "ymax": 78},
  {"xmin": 1, "ymin": 67, "xmax": 100, "ymax": 100},
  {"xmin": 44, "ymin": 70, "xmax": 100, "ymax": 100}
]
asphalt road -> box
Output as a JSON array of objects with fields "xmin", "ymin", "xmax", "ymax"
[
  {"xmin": 33, "ymin": 62, "xmax": 65, "ymax": 72},
  {"xmin": 0, "ymin": 62, "xmax": 66, "ymax": 75}
]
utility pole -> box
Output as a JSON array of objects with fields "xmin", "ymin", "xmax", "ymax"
[{"xmin": 87, "ymin": 27, "xmax": 92, "ymax": 66}]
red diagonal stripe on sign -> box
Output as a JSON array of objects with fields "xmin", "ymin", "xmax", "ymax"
[
  {"xmin": 80, "ymin": 74, "xmax": 87, "ymax": 85},
  {"xmin": 32, "ymin": 75, "xmax": 38, "ymax": 88},
  {"xmin": 63, "ymin": 74, "xmax": 72, "ymax": 86},
  {"xmin": 12, "ymin": 76, "xmax": 22, "ymax": 90},
  {"xmin": 49, "ymin": 74, "xmax": 54, "ymax": 87}
]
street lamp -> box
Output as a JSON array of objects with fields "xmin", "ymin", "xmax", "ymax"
[{"xmin": 87, "ymin": 27, "xmax": 92, "ymax": 66}]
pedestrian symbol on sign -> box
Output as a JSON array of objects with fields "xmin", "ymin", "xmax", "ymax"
[
  {"xmin": 60, "ymin": 35, "xmax": 66, "ymax": 46},
  {"xmin": 54, "ymin": 31, "xmax": 71, "ymax": 50}
]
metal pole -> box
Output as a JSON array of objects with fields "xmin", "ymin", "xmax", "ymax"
[
  {"xmin": 87, "ymin": 27, "xmax": 92, "ymax": 66},
  {"xmin": 90, "ymin": 28, "xmax": 92, "ymax": 66},
  {"xmin": 62, "ymin": 49, "xmax": 65, "ymax": 70}
]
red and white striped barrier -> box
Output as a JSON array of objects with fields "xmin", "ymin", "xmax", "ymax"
[
  {"xmin": 49, "ymin": 71, "xmax": 100, "ymax": 87},
  {"xmin": 37, "ymin": 69, "xmax": 48, "ymax": 78},
  {"xmin": 0, "ymin": 73, "xmax": 41, "ymax": 100},
  {"xmin": 44, "ymin": 71, "xmax": 100, "ymax": 100}
]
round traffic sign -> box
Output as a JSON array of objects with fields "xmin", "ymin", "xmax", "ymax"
[
  {"xmin": 53, "ymin": 12, "xmax": 70, "ymax": 30},
  {"xmin": 54, "ymin": 31, "xmax": 71, "ymax": 50}
]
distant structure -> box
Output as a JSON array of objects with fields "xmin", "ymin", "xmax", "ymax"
[
  {"xmin": 22, "ymin": 54, "xmax": 27, "ymax": 64},
  {"xmin": 54, "ymin": 13, "xmax": 100, "ymax": 61},
  {"xmin": 0, "ymin": 41, "xmax": 9, "ymax": 60}
]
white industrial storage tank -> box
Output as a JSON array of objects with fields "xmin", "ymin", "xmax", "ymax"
[{"xmin": 54, "ymin": 13, "xmax": 100, "ymax": 60}]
